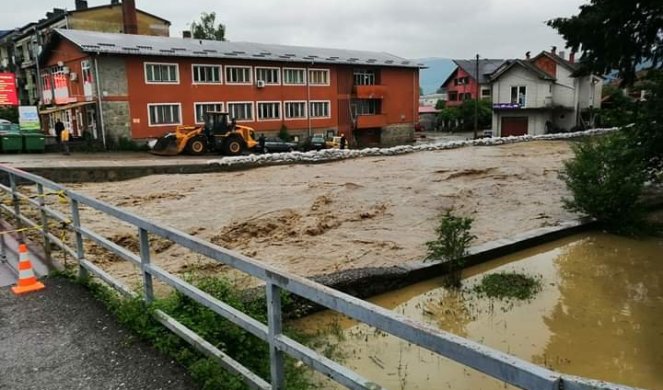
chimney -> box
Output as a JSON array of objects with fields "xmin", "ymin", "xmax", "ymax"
[
  {"xmin": 559, "ymin": 50, "xmax": 565, "ymax": 60},
  {"xmin": 122, "ymin": 0, "xmax": 138, "ymax": 34},
  {"xmin": 569, "ymin": 51, "xmax": 576, "ymax": 64},
  {"xmin": 75, "ymin": 0, "xmax": 88, "ymax": 10},
  {"xmin": 551, "ymin": 46, "xmax": 557, "ymax": 55},
  {"xmin": 525, "ymin": 51, "xmax": 531, "ymax": 60},
  {"xmin": 183, "ymin": 30, "xmax": 192, "ymax": 39}
]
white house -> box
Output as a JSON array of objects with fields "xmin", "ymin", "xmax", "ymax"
[{"xmin": 489, "ymin": 50, "xmax": 602, "ymax": 137}]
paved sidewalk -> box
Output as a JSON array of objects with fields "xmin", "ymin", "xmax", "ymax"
[{"xmin": 0, "ymin": 277, "xmax": 196, "ymax": 390}]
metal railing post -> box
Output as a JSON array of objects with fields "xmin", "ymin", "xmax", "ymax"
[
  {"xmin": 266, "ymin": 282, "xmax": 285, "ymax": 389},
  {"xmin": 69, "ymin": 198, "xmax": 87, "ymax": 280},
  {"xmin": 8, "ymin": 173, "xmax": 24, "ymax": 242},
  {"xmin": 139, "ymin": 228, "xmax": 154, "ymax": 303},
  {"xmin": 36, "ymin": 183, "xmax": 52, "ymax": 264}
]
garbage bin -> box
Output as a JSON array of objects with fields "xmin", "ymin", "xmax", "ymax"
[
  {"xmin": 22, "ymin": 132, "xmax": 47, "ymax": 153},
  {"xmin": 0, "ymin": 132, "xmax": 23, "ymax": 153}
]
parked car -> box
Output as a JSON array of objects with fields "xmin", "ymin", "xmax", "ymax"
[
  {"xmin": 0, "ymin": 119, "xmax": 12, "ymax": 124},
  {"xmin": 257, "ymin": 137, "xmax": 298, "ymax": 153},
  {"xmin": 307, "ymin": 134, "xmax": 327, "ymax": 151}
]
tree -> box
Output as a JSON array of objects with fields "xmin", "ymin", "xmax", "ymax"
[
  {"xmin": 434, "ymin": 99, "xmax": 446, "ymax": 110},
  {"xmin": 547, "ymin": 0, "xmax": 663, "ymax": 86},
  {"xmin": 458, "ymin": 99, "xmax": 492, "ymax": 130},
  {"xmin": 191, "ymin": 12, "xmax": 226, "ymax": 41}
]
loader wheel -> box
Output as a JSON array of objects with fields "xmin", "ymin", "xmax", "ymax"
[
  {"xmin": 223, "ymin": 136, "xmax": 244, "ymax": 156},
  {"xmin": 186, "ymin": 136, "xmax": 207, "ymax": 155}
]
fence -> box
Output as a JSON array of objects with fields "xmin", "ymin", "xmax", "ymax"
[{"xmin": 0, "ymin": 164, "xmax": 637, "ymax": 390}]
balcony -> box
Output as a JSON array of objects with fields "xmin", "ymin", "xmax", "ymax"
[
  {"xmin": 355, "ymin": 114, "xmax": 387, "ymax": 129},
  {"xmin": 353, "ymin": 84, "xmax": 388, "ymax": 99}
]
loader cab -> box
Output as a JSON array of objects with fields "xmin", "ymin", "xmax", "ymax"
[{"xmin": 204, "ymin": 112, "xmax": 233, "ymax": 135}]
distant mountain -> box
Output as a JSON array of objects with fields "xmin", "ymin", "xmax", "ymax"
[{"xmin": 417, "ymin": 58, "xmax": 456, "ymax": 95}]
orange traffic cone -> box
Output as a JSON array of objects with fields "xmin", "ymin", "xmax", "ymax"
[{"xmin": 11, "ymin": 243, "xmax": 45, "ymax": 295}]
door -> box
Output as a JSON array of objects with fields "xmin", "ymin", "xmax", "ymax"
[
  {"xmin": 501, "ymin": 117, "xmax": 528, "ymax": 137},
  {"xmin": 86, "ymin": 106, "xmax": 98, "ymax": 139}
]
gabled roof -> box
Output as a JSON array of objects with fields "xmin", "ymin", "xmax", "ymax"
[
  {"xmin": 52, "ymin": 29, "xmax": 422, "ymax": 69},
  {"xmin": 489, "ymin": 59, "xmax": 556, "ymax": 82},
  {"xmin": 440, "ymin": 59, "xmax": 505, "ymax": 88},
  {"xmin": 531, "ymin": 51, "xmax": 578, "ymax": 72}
]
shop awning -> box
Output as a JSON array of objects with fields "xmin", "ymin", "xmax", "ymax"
[{"xmin": 39, "ymin": 101, "xmax": 96, "ymax": 115}]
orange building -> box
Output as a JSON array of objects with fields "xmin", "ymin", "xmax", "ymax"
[{"xmin": 40, "ymin": 29, "xmax": 420, "ymax": 147}]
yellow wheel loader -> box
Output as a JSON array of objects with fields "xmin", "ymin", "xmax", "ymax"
[{"xmin": 150, "ymin": 112, "xmax": 258, "ymax": 156}]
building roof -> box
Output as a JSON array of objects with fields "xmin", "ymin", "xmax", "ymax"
[
  {"xmin": 531, "ymin": 51, "xmax": 578, "ymax": 72},
  {"xmin": 440, "ymin": 59, "xmax": 505, "ymax": 88},
  {"xmin": 489, "ymin": 59, "xmax": 556, "ymax": 82},
  {"xmin": 418, "ymin": 105, "xmax": 440, "ymax": 114},
  {"xmin": 54, "ymin": 29, "xmax": 421, "ymax": 68}
]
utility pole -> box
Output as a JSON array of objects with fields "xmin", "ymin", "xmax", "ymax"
[{"xmin": 474, "ymin": 53, "xmax": 479, "ymax": 139}]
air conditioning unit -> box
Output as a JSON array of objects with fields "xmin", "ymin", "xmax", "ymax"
[
  {"xmin": 70, "ymin": 72, "xmax": 78, "ymax": 81},
  {"xmin": 256, "ymin": 80, "xmax": 266, "ymax": 88},
  {"xmin": 63, "ymin": 66, "xmax": 70, "ymax": 74}
]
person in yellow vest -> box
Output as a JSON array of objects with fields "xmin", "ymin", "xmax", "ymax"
[{"xmin": 60, "ymin": 127, "xmax": 71, "ymax": 155}]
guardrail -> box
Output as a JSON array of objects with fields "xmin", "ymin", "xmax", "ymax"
[{"xmin": 0, "ymin": 165, "xmax": 638, "ymax": 390}]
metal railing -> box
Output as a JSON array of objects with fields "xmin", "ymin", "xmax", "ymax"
[{"xmin": 0, "ymin": 165, "xmax": 638, "ymax": 390}]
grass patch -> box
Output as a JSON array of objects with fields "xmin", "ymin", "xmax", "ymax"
[{"xmin": 473, "ymin": 272, "xmax": 542, "ymax": 301}]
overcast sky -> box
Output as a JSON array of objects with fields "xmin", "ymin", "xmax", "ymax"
[{"xmin": 2, "ymin": 0, "xmax": 587, "ymax": 60}]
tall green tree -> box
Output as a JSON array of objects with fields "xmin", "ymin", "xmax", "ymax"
[
  {"xmin": 547, "ymin": 0, "xmax": 662, "ymax": 86},
  {"xmin": 191, "ymin": 12, "xmax": 226, "ymax": 41}
]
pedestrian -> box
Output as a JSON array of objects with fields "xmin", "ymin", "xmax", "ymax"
[
  {"xmin": 54, "ymin": 119, "xmax": 64, "ymax": 144},
  {"xmin": 340, "ymin": 134, "xmax": 347, "ymax": 150},
  {"xmin": 258, "ymin": 133, "xmax": 266, "ymax": 154},
  {"xmin": 61, "ymin": 126, "xmax": 70, "ymax": 155}
]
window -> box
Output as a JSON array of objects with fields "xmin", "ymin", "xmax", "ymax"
[
  {"xmin": 193, "ymin": 65, "xmax": 221, "ymax": 84},
  {"xmin": 308, "ymin": 69, "xmax": 329, "ymax": 85},
  {"xmin": 145, "ymin": 63, "xmax": 178, "ymax": 83},
  {"xmin": 194, "ymin": 102, "xmax": 223, "ymax": 124},
  {"xmin": 226, "ymin": 66, "xmax": 252, "ymax": 84},
  {"xmin": 448, "ymin": 91, "xmax": 458, "ymax": 101},
  {"xmin": 284, "ymin": 101, "xmax": 307, "ymax": 119},
  {"xmin": 257, "ymin": 102, "xmax": 281, "ymax": 120},
  {"xmin": 481, "ymin": 89, "xmax": 491, "ymax": 97},
  {"xmin": 255, "ymin": 67, "xmax": 280, "ymax": 85},
  {"xmin": 310, "ymin": 101, "xmax": 330, "ymax": 118},
  {"xmin": 81, "ymin": 60, "xmax": 93, "ymax": 84},
  {"xmin": 283, "ymin": 68, "xmax": 306, "ymax": 85},
  {"xmin": 354, "ymin": 100, "xmax": 380, "ymax": 115},
  {"xmin": 510, "ymin": 86, "xmax": 527, "ymax": 106},
  {"xmin": 462, "ymin": 92, "xmax": 472, "ymax": 101},
  {"xmin": 228, "ymin": 102, "xmax": 254, "ymax": 121},
  {"xmin": 353, "ymin": 69, "xmax": 376, "ymax": 85},
  {"xmin": 148, "ymin": 104, "xmax": 181, "ymax": 126}
]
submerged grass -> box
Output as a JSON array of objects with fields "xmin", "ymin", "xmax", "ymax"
[{"xmin": 473, "ymin": 272, "xmax": 542, "ymax": 301}]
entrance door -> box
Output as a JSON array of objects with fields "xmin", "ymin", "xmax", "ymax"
[
  {"xmin": 501, "ymin": 117, "xmax": 528, "ymax": 137},
  {"xmin": 86, "ymin": 106, "xmax": 98, "ymax": 139}
]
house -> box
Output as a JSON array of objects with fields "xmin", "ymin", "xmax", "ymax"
[
  {"xmin": 0, "ymin": 0, "xmax": 170, "ymax": 106},
  {"xmin": 440, "ymin": 59, "xmax": 505, "ymax": 106},
  {"xmin": 38, "ymin": 29, "xmax": 421, "ymax": 147},
  {"xmin": 419, "ymin": 93, "xmax": 447, "ymax": 107},
  {"xmin": 489, "ymin": 49, "xmax": 602, "ymax": 136}
]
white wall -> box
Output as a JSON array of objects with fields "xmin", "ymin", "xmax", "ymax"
[
  {"xmin": 552, "ymin": 66, "xmax": 576, "ymax": 108},
  {"xmin": 492, "ymin": 66, "xmax": 552, "ymax": 108}
]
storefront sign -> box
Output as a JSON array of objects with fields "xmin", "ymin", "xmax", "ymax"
[
  {"xmin": 0, "ymin": 73, "xmax": 18, "ymax": 106},
  {"xmin": 19, "ymin": 106, "xmax": 40, "ymax": 131},
  {"xmin": 493, "ymin": 103, "xmax": 522, "ymax": 110}
]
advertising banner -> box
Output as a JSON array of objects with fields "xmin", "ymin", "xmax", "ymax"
[
  {"xmin": 0, "ymin": 73, "xmax": 19, "ymax": 106},
  {"xmin": 19, "ymin": 106, "xmax": 40, "ymax": 131}
]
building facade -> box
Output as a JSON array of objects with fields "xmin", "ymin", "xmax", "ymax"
[
  {"xmin": 489, "ymin": 50, "xmax": 602, "ymax": 137},
  {"xmin": 440, "ymin": 59, "xmax": 505, "ymax": 107},
  {"xmin": 40, "ymin": 29, "xmax": 420, "ymax": 147}
]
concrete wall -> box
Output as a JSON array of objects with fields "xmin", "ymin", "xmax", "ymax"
[
  {"xmin": 552, "ymin": 66, "xmax": 576, "ymax": 108},
  {"xmin": 381, "ymin": 123, "xmax": 414, "ymax": 146},
  {"xmin": 98, "ymin": 57, "xmax": 128, "ymax": 97},
  {"xmin": 101, "ymin": 101, "xmax": 131, "ymax": 140},
  {"xmin": 494, "ymin": 111, "xmax": 551, "ymax": 136},
  {"xmin": 69, "ymin": 7, "xmax": 170, "ymax": 36}
]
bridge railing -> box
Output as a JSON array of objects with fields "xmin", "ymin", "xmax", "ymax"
[{"xmin": 0, "ymin": 165, "xmax": 637, "ymax": 390}]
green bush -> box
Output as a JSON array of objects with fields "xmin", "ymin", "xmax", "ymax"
[
  {"xmin": 561, "ymin": 132, "xmax": 647, "ymax": 234},
  {"xmin": 426, "ymin": 210, "xmax": 476, "ymax": 288},
  {"xmin": 278, "ymin": 124, "xmax": 290, "ymax": 141},
  {"xmin": 473, "ymin": 272, "xmax": 542, "ymax": 300}
]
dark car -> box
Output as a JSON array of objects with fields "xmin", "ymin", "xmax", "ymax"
[
  {"xmin": 307, "ymin": 134, "xmax": 327, "ymax": 151},
  {"xmin": 257, "ymin": 137, "xmax": 298, "ymax": 153}
]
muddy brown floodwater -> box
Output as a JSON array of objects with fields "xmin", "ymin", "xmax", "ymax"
[
  {"xmin": 65, "ymin": 140, "xmax": 575, "ymax": 288},
  {"xmin": 295, "ymin": 233, "xmax": 663, "ymax": 390}
]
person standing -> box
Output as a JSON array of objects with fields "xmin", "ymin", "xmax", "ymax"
[
  {"xmin": 340, "ymin": 134, "xmax": 347, "ymax": 150},
  {"xmin": 60, "ymin": 126, "xmax": 70, "ymax": 155},
  {"xmin": 258, "ymin": 134, "xmax": 266, "ymax": 154},
  {"xmin": 54, "ymin": 119, "xmax": 64, "ymax": 144}
]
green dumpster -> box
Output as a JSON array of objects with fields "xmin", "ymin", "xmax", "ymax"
[
  {"xmin": 0, "ymin": 124, "xmax": 22, "ymax": 153},
  {"xmin": 22, "ymin": 132, "xmax": 46, "ymax": 152}
]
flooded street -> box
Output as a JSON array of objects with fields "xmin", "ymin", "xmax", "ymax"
[{"xmin": 295, "ymin": 233, "xmax": 663, "ymax": 389}]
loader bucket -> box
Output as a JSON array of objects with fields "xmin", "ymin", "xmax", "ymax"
[{"xmin": 150, "ymin": 134, "xmax": 180, "ymax": 156}]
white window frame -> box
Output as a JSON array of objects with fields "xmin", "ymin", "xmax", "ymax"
[
  {"xmin": 225, "ymin": 66, "xmax": 253, "ymax": 85},
  {"xmin": 144, "ymin": 62, "xmax": 179, "ymax": 84},
  {"xmin": 309, "ymin": 100, "xmax": 331, "ymax": 119},
  {"xmin": 510, "ymin": 85, "xmax": 527, "ymax": 107},
  {"xmin": 193, "ymin": 102, "xmax": 224, "ymax": 124},
  {"xmin": 147, "ymin": 103, "xmax": 182, "ymax": 127},
  {"xmin": 283, "ymin": 67, "xmax": 307, "ymax": 85},
  {"xmin": 308, "ymin": 69, "xmax": 330, "ymax": 86},
  {"xmin": 227, "ymin": 101, "xmax": 255, "ymax": 122},
  {"xmin": 254, "ymin": 66, "xmax": 281, "ymax": 85},
  {"xmin": 192, "ymin": 64, "xmax": 223, "ymax": 85},
  {"xmin": 284, "ymin": 100, "xmax": 308, "ymax": 119},
  {"xmin": 256, "ymin": 101, "xmax": 282, "ymax": 122}
]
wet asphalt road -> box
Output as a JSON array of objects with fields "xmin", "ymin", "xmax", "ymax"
[{"xmin": 0, "ymin": 277, "xmax": 196, "ymax": 390}]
